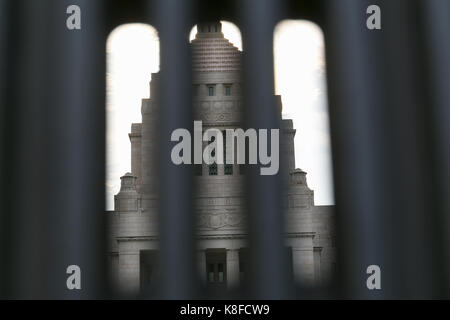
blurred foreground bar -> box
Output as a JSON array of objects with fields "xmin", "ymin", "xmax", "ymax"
[
  {"xmin": 323, "ymin": 0, "xmax": 450, "ymax": 299},
  {"xmin": 0, "ymin": 0, "xmax": 106, "ymax": 298},
  {"xmin": 154, "ymin": 0, "xmax": 197, "ymax": 299},
  {"xmin": 240, "ymin": 0, "xmax": 290, "ymax": 299}
]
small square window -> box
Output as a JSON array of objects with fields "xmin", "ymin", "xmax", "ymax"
[
  {"xmin": 209, "ymin": 163, "xmax": 218, "ymax": 175},
  {"xmin": 208, "ymin": 264, "xmax": 215, "ymax": 283},
  {"xmin": 208, "ymin": 85, "xmax": 215, "ymax": 96},
  {"xmin": 225, "ymin": 165, "xmax": 233, "ymax": 175},
  {"xmin": 225, "ymin": 85, "xmax": 231, "ymax": 96}
]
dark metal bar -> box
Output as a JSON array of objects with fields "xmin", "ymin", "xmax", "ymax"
[
  {"xmin": 5, "ymin": 0, "xmax": 55, "ymax": 298},
  {"xmin": 421, "ymin": 0, "xmax": 450, "ymax": 298},
  {"xmin": 323, "ymin": 0, "xmax": 399, "ymax": 299},
  {"xmin": 154, "ymin": 0, "xmax": 197, "ymax": 299},
  {"xmin": 240, "ymin": 0, "xmax": 290, "ymax": 299},
  {"xmin": 2, "ymin": 0, "xmax": 106, "ymax": 298},
  {"xmin": 324, "ymin": 0, "xmax": 445, "ymax": 298},
  {"xmin": 381, "ymin": 0, "xmax": 441, "ymax": 299},
  {"xmin": 0, "ymin": 0, "xmax": 11, "ymax": 297},
  {"xmin": 44, "ymin": 0, "xmax": 107, "ymax": 299}
]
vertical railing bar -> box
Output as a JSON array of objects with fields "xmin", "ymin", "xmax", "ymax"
[
  {"xmin": 0, "ymin": 0, "xmax": 11, "ymax": 297},
  {"xmin": 323, "ymin": 0, "xmax": 397, "ymax": 299},
  {"xmin": 5, "ymin": 0, "xmax": 54, "ymax": 298},
  {"xmin": 3, "ymin": 0, "xmax": 107, "ymax": 298},
  {"xmin": 240, "ymin": 0, "xmax": 289, "ymax": 299},
  {"xmin": 421, "ymin": 0, "xmax": 450, "ymax": 298},
  {"xmin": 381, "ymin": 0, "xmax": 440, "ymax": 298},
  {"xmin": 324, "ymin": 0, "xmax": 445, "ymax": 298},
  {"xmin": 154, "ymin": 0, "xmax": 197, "ymax": 299},
  {"xmin": 47, "ymin": 0, "xmax": 107, "ymax": 298}
]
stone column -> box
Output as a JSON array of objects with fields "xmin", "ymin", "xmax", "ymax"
[
  {"xmin": 129, "ymin": 123, "xmax": 142, "ymax": 186},
  {"xmin": 281, "ymin": 120, "xmax": 296, "ymax": 186},
  {"xmin": 118, "ymin": 251, "xmax": 140, "ymax": 294},
  {"xmin": 199, "ymin": 84, "xmax": 207, "ymax": 96},
  {"xmin": 217, "ymin": 83, "xmax": 225, "ymax": 96},
  {"xmin": 141, "ymin": 72, "xmax": 160, "ymax": 210},
  {"xmin": 197, "ymin": 250, "xmax": 207, "ymax": 286},
  {"xmin": 314, "ymin": 247, "xmax": 322, "ymax": 285},
  {"xmin": 292, "ymin": 247, "xmax": 315, "ymax": 285},
  {"xmin": 226, "ymin": 249, "xmax": 240, "ymax": 289}
]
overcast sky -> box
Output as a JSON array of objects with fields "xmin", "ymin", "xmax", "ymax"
[{"xmin": 106, "ymin": 20, "xmax": 334, "ymax": 210}]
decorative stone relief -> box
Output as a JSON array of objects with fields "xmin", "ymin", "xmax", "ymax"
[
  {"xmin": 194, "ymin": 100, "xmax": 243, "ymax": 124},
  {"xmin": 194, "ymin": 196, "xmax": 245, "ymax": 207},
  {"xmin": 197, "ymin": 212, "xmax": 246, "ymax": 229}
]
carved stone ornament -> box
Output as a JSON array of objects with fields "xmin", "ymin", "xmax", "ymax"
[{"xmin": 197, "ymin": 212, "xmax": 246, "ymax": 229}]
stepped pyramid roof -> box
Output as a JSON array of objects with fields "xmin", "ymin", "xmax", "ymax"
[{"xmin": 191, "ymin": 22, "xmax": 241, "ymax": 72}]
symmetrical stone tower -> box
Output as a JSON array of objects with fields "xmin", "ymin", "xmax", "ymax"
[{"xmin": 107, "ymin": 22, "xmax": 335, "ymax": 294}]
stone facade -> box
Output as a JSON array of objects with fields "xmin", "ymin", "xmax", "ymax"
[{"xmin": 106, "ymin": 22, "xmax": 336, "ymax": 294}]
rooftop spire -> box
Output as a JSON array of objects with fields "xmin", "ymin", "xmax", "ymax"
[
  {"xmin": 191, "ymin": 21, "xmax": 241, "ymax": 72},
  {"xmin": 195, "ymin": 21, "xmax": 223, "ymax": 38}
]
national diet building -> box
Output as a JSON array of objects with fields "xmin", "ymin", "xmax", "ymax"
[{"xmin": 106, "ymin": 22, "xmax": 336, "ymax": 294}]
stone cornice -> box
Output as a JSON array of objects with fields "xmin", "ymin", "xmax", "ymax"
[{"xmin": 116, "ymin": 231, "xmax": 316, "ymax": 242}]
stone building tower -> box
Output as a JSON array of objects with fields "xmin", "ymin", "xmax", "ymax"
[{"xmin": 106, "ymin": 22, "xmax": 336, "ymax": 294}]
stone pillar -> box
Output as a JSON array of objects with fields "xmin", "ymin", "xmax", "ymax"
[
  {"xmin": 292, "ymin": 247, "xmax": 315, "ymax": 285},
  {"xmin": 197, "ymin": 250, "xmax": 207, "ymax": 286},
  {"xmin": 141, "ymin": 98, "xmax": 158, "ymax": 210},
  {"xmin": 129, "ymin": 123, "xmax": 142, "ymax": 187},
  {"xmin": 217, "ymin": 83, "xmax": 224, "ymax": 96},
  {"xmin": 314, "ymin": 247, "xmax": 322, "ymax": 285},
  {"xmin": 118, "ymin": 251, "xmax": 140, "ymax": 294},
  {"xmin": 141, "ymin": 99, "xmax": 156, "ymax": 188},
  {"xmin": 282, "ymin": 121, "xmax": 296, "ymax": 181},
  {"xmin": 199, "ymin": 84, "xmax": 207, "ymax": 96},
  {"xmin": 141, "ymin": 72, "xmax": 160, "ymax": 208},
  {"xmin": 226, "ymin": 249, "xmax": 240, "ymax": 289}
]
